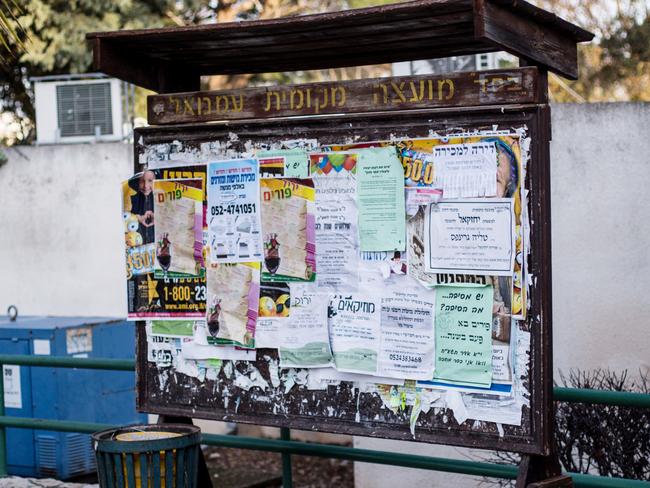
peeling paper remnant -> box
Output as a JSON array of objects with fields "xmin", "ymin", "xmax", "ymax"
[
  {"xmin": 234, "ymin": 365, "xmax": 269, "ymax": 392},
  {"xmin": 445, "ymin": 390, "xmax": 468, "ymax": 425}
]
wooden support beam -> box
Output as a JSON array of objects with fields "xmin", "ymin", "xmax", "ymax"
[
  {"xmin": 475, "ymin": 0, "xmax": 583, "ymax": 80},
  {"xmin": 92, "ymin": 38, "xmax": 200, "ymax": 93}
]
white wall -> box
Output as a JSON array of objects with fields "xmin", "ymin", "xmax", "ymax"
[
  {"xmin": 1, "ymin": 103, "xmax": 648, "ymax": 486},
  {"xmin": 0, "ymin": 142, "xmax": 132, "ymax": 317},
  {"xmin": 550, "ymin": 103, "xmax": 650, "ymax": 375}
]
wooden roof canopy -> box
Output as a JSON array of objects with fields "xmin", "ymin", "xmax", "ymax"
[{"xmin": 87, "ymin": 0, "xmax": 593, "ymax": 94}]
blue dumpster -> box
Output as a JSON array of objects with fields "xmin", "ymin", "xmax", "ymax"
[{"xmin": 0, "ymin": 316, "xmax": 146, "ymax": 478}]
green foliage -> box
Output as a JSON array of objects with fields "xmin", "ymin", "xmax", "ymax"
[
  {"xmin": 0, "ymin": 0, "xmax": 178, "ymax": 143},
  {"xmin": 533, "ymin": 0, "xmax": 650, "ymax": 102},
  {"xmin": 485, "ymin": 369, "xmax": 650, "ymax": 485},
  {"xmin": 4, "ymin": 0, "xmax": 649, "ymax": 143}
]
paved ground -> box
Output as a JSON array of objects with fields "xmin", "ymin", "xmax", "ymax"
[{"xmin": 0, "ymin": 479, "xmax": 97, "ymax": 487}]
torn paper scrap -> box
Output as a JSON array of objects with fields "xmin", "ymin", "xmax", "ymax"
[
  {"xmin": 206, "ymin": 262, "xmax": 260, "ymax": 348},
  {"xmin": 308, "ymin": 367, "xmax": 404, "ymax": 387},
  {"xmin": 180, "ymin": 339, "xmax": 256, "ymax": 361},
  {"xmin": 279, "ymin": 287, "xmax": 332, "ymax": 368}
]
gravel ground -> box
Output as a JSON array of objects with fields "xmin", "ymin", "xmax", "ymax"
[{"xmin": 205, "ymin": 445, "xmax": 354, "ymax": 488}]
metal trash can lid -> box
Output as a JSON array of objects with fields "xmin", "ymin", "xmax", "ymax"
[
  {"xmin": 93, "ymin": 424, "xmax": 201, "ymax": 454},
  {"xmin": 115, "ymin": 431, "xmax": 182, "ymax": 442}
]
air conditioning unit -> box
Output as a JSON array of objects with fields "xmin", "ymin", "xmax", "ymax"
[{"xmin": 33, "ymin": 75, "xmax": 124, "ymax": 144}]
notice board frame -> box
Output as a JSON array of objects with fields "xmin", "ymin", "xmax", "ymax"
[{"xmin": 133, "ymin": 97, "xmax": 553, "ymax": 456}]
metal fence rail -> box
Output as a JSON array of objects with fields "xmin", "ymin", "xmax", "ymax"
[{"xmin": 0, "ymin": 354, "xmax": 648, "ymax": 487}]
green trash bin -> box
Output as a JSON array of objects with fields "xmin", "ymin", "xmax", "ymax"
[{"xmin": 92, "ymin": 424, "xmax": 201, "ymax": 488}]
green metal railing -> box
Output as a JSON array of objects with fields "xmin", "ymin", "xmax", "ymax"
[{"xmin": 0, "ymin": 354, "xmax": 648, "ymax": 487}]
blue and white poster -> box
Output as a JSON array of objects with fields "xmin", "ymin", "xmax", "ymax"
[{"xmin": 207, "ymin": 159, "xmax": 263, "ymax": 263}]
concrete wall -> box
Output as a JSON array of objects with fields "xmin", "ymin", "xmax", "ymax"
[
  {"xmin": 0, "ymin": 142, "xmax": 132, "ymax": 317},
  {"xmin": 1, "ymin": 103, "xmax": 649, "ymax": 486}
]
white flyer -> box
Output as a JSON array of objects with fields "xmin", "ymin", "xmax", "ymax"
[
  {"xmin": 279, "ymin": 286, "xmax": 332, "ymax": 368},
  {"xmin": 3, "ymin": 365, "xmax": 22, "ymax": 409},
  {"xmin": 207, "ymin": 159, "xmax": 263, "ymax": 263},
  {"xmin": 328, "ymin": 295, "xmax": 381, "ymax": 374},
  {"xmin": 378, "ymin": 288, "xmax": 436, "ymax": 380},
  {"xmin": 308, "ymin": 367, "xmax": 404, "ymax": 386},
  {"xmin": 311, "ymin": 154, "xmax": 361, "ymax": 292},
  {"xmin": 491, "ymin": 344, "xmax": 512, "ymax": 384},
  {"xmin": 424, "ymin": 198, "xmax": 515, "ymax": 276},
  {"xmin": 433, "ymin": 141, "xmax": 498, "ymax": 198},
  {"xmin": 255, "ymin": 318, "xmax": 283, "ymax": 349},
  {"xmin": 180, "ymin": 339, "xmax": 256, "ymax": 361}
]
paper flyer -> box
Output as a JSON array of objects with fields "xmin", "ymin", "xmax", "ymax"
[
  {"xmin": 357, "ymin": 147, "xmax": 406, "ymax": 252},
  {"xmin": 309, "ymin": 152, "xmax": 357, "ymax": 176},
  {"xmin": 433, "ymin": 285, "xmax": 493, "ymax": 387},
  {"xmin": 147, "ymin": 335, "xmax": 181, "ymax": 367},
  {"xmin": 156, "ymin": 163, "xmax": 208, "ymax": 228},
  {"xmin": 156, "ymin": 164, "xmax": 209, "ymax": 272},
  {"xmin": 378, "ymin": 289, "xmax": 436, "ymax": 380},
  {"xmin": 180, "ymin": 338, "xmax": 256, "ymax": 361},
  {"xmin": 424, "ymin": 198, "xmax": 515, "ymax": 276},
  {"xmin": 432, "ymin": 142, "xmax": 498, "ymax": 198},
  {"xmin": 491, "ymin": 343, "xmax": 512, "ymax": 384},
  {"xmin": 256, "ymin": 282, "xmax": 290, "ymax": 348},
  {"xmin": 257, "ymin": 155, "xmax": 285, "ymax": 178},
  {"xmin": 125, "ymin": 273, "xmax": 206, "ymax": 320},
  {"xmin": 257, "ymin": 148, "xmax": 310, "ymax": 178},
  {"xmin": 123, "ymin": 171, "xmax": 205, "ymax": 320},
  {"xmin": 279, "ymin": 286, "xmax": 332, "ymax": 368},
  {"xmin": 148, "ymin": 320, "xmax": 194, "ymax": 338},
  {"xmin": 123, "ymin": 171, "xmax": 158, "ymax": 281},
  {"xmin": 328, "ymin": 295, "xmax": 381, "ymax": 374},
  {"xmin": 310, "ymin": 152, "xmax": 360, "ymax": 291},
  {"xmin": 399, "ymin": 150, "xmax": 444, "ymax": 215},
  {"xmin": 153, "ymin": 179, "xmax": 203, "ymax": 278},
  {"xmin": 206, "ymin": 262, "xmax": 260, "ymax": 348},
  {"xmin": 260, "ymin": 178, "xmax": 316, "ymax": 282},
  {"xmin": 308, "ymin": 368, "xmax": 405, "ymax": 387},
  {"xmin": 360, "ymin": 251, "xmax": 407, "ymax": 280},
  {"xmin": 255, "ymin": 318, "xmax": 281, "ymax": 348},
  {"xmin": 207, "ymin": 159, "xmax": 263, "ymax": 264}
]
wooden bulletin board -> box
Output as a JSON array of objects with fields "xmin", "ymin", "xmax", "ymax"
[
  {"xmin": 133, "ymin": 67, "xmax": 553, "ymax": 455},
  {"xmin": 88, "ymin": 0, "xmax": 591, "ymax": 462}
]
